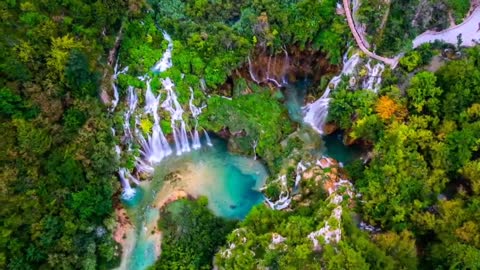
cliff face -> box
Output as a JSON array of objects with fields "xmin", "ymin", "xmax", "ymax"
[{"xmin": 242, "ymin": 47, "xmax": 340, "ymax": 85}]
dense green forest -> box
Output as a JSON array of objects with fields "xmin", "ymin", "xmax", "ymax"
[
  {"xmin": 1, "ymin": 0, "xmax": 479, "ymax": 269},
  {"xmin": 0, "ymin": 1, "xmax": 134, "ymax": 268},
  {"xmin": 330, "ymin": 47, "xmax": 480, "ymax": 268}
]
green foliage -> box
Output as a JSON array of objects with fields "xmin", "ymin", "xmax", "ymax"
[
  {"xmin": 199, "ymin": 91, "xmax": 294, "ymax": 169},
  {"xmin": 155, "ymin": 197, "xmax": 237, "ymax": 270},
  {"xmin": 326, "ymin": 48, "xmax": 480, "ymax": 269},
  {"xmin": 328, "ymin": 86, "xmax": 378, "ymax": 131},
  {"xmin": 65, "ymin": 49, "xmax": 99, "ymax": 98},
  {"xmin": 444, "ymin": 0, "xmax": 470, "ymax": 23},
  {"xmin": 436, "ymin": 47, "xmax": 480, "ymax": 121},
  {"xmin": 216, "ymin": 204, "xmax": 416, "ymax": 269},
  {"xmin": 119, "ymin": 15, "xmax": 167, "ymax": 75},
  {"xmin": 399, "ymin": 51, "xmax": 421, "ymax": 72},
  {"xmin": 0, "ymin": 0, "xmax": 128, "ymax": 268},
  {"xmin": 407, "ymin": 71, "xmax": 443, "ymax": 115},
  {"xmin": 0, "ymin": 87, "xmax": 37, "ymax": 119}
]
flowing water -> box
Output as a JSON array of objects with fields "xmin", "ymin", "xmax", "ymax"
[
  {"xmin": 120, "ymin": 135, "xmax": 268, "ymax": 270},
  {"xmin": 302, "ymin": 53, "xmax": 360, "ymax": 134},
  {"xmin": 284, "ymin": 80, "xmax": 310, "ymax": 123}
]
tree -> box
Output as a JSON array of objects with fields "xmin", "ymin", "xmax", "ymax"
[
  {"xmin": 407, "ymin": 71, "xmax": 443, "ymax": 115},
  {"xmin": 156, "ymin": 197, "xmax": 237, "ymax": 270},
  {"xmin": 375, "ymin": 96, "xmax": 398, "ymax": 120}
]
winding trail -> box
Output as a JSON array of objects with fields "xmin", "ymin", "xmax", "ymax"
[
  {"xmin": 343, "ymin": 0, "xmax": 399, "ymax": 67},
  {"xmin": 412, "ymin": 6, "xmax": 480, "ymax": 48}
]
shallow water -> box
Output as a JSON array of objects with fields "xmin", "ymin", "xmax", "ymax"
[{"xmin": 121, "ymin": 136, "xmax": 267, "ymax": 270}]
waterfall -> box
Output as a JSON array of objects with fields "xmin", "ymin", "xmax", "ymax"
[
  {"xmin": 247, "ymin": 56, "xmax": 261, "ymax": 84},
  {"xmin": 248, "ymin": 48, "xmax": 289, "ymax": 87},
  {"xmin": 265, "ymin": 175, "xmax": 292, "ymax": 210},
  {"xmin": 110, "ymin": 61, "xmax": 128, "ymax": 112},
  {"xmin": 123, "ymin": 86, "xmax": 138, "ymax": 141},
  {"xmin": 189, "ymin": 87, "xmax": 205, "ymax": 149},
  {"xmin": 303, "ymin": 53, "xmax": 360, "ymax": 134},
  {"xmin": 153, "ymin": 32, "xmax": 173, "ymax": 72},
  {"xmin": 144, "ymin": 78, "xmax": 159, "ymax": 115},
  {"xmin": 138, "ymin": 79, "xmax": 173, "ymax": 163},
  {"xmin": 265, "ymin": 55, "xmax": 282, "ymax": 87},
  {"xmin": 362, "ymin": 60, "xmax": 384, "ymax": 92},
  {"xmin": 266, "ymin": 191, "xmax": 292, "ymax": 210},
  {"xmin": 112, "ymin": 29, "xmax": 210, "ymax": 200},
  {"xmin": 294, "ymin": 161, "xmax": 308, "ymax": 189},
  {"xmin": 281, "ymin": 47, "xmax": 290, "ymax": 85},
  {"xmin": 251, "ymin": 139, "xmax": 258, "ymax": 160},
  {"xmin": 204, "ymin": 129, "xmax": 213, "ymax": 146},
  {"xmin": 160, "ymin": 78, "xmax": 191, "ymax": 155},
  {"xmin": 119, "ymin": 168, "xmax": 136, "ymax": 199}
]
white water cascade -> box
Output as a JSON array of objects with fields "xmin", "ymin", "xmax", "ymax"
[
  {"xmin": 248, "ymin": 48, "xmax": 290, "ymax": 87},
  {"xmin": 302, "ymin": 53, "xmax": 360, "ymax": 134},
  {"xmin": 123, "ymin": 86, "xmax": 138, "ymax": 142},
  {"xmin": 204, "ymin": 129, "xmax": 213, "ymax": 147},
  {"xmin": 251, "ymin": 139, "xmax": 258, "ymax": 160},
  {"xmin": 112, "ymin": 31, "xmax": 209, "ymax": 197},
  {"xmin": 265, "ymin": 175, "xmax": 292, "ymax": 210},
  {"xmin": 153, "ymin": 31, "xmax": 173, "ymax": 72},
  {"xmin": 362, "ymin": 60, "xmax": 385, "ymax": 92},
  {"xmin": 294, "ymin": 161, "xmax": 308, "ymax": 189},
  {"xmin": 119, "ymin": 168, "xmax": 136, "ymax": 199},
  {"xmin": 110, "ymin": 61, "xmax": 128, "ymax": 112},
  {"xmin": 138, "ymin": 79, "xmax": 172, "ymax": 163},
  {"xmin": 160, "ymin": 78, "xmax": 191, "ymax": 155},
  {"xmin": 189, "ymin": 87, "xmax": 206, "ymax": 149}
]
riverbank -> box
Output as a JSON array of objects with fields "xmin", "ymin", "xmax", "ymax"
[{"xmin": 114, "ymin": 137, "xmax": 268, "ymax": 269}]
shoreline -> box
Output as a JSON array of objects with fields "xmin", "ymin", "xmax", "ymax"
[{"xmin": 113, "ymin": 186, "xmax": 194, "ymax": 269}]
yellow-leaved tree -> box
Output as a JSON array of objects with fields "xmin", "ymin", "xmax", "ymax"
[
  {"xmin": 375, "ymin": 96, "xmax": 397, "ymax": 120},
  {"xmin": 47, "ymin": 35, "xmax": 83, "ymax": 80}
]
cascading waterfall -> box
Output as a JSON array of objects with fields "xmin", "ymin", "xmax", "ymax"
[
  {"xmin": 302, "ymin": 52, "xmax": 360, "ymax": 134},
  {"xmin": 110, "ymin": 61, "xmax": 128, "ymax": 112},
  {"xmin": 160, "ymin": 78, "xmax": 191, "ymax": 155},
  {"xmin": 247, "ymin": 56, "xmax": 261, "ymax": 84},
  {"xmin": 294, "ymin": 161, "xmax": 308, "ymax": 189},
  {"xmin": 204, "ymin": 129, "xmax": 213, "ymax": 146},
  {"xmin": 362, "ymin": 60, "xmax": 384, "ymax": 92},
  {"xmin": 248, "ymin": 48, "xmax": 290, "ymax": 87},
  {"xmin": 138, "ymin": 79, "xmax": 172, "ymax": 163},
  {"xmin": 123, "ymin": 86, "xmax": 138, "ymax": 142},
  {"xmin": 251, "ymin": 139, "xmax": 258, "ymax": 160},
  {"xmin": 115, "ymin": 144, "xmax": 137, "ymax": 199},
  {"xmin": 265, "ymin": 175, "xmax": 292, "ymax": 210},
  {"xmin": 153, "ymin": 31, "xmax": 173, "ymax": 72},
  {"xmin": 119, "ymin": 168, "xmax": 136, "ymax": 199},
  {"xmin": 189, "ymin": 87, "xmax": 205, "ymax": 149},
  {"xmin": 111, "ymin": 30, "xmax": 210, "ymax": 197}
]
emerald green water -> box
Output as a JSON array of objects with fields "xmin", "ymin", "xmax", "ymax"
[
  {"xmin": 120, "ymin": 136, "xmax": 267, "ymax": 270},
  {"xmin": 323, "ymin": 132, "xmax": 362, "ymax": 165}
]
